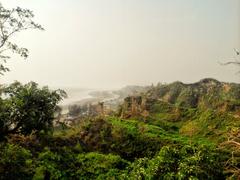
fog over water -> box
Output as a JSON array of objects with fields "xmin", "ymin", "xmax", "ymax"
[
  {"xmin": 0, "ymin": 0, "xmax": 240, "ymax": 89},
  {"xmin": 59, "ymin": 88, "xmax": 93, "ymax": 106}
]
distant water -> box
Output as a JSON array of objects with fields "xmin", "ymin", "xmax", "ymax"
[
  {"xmin": 59, "ymin": 88, "xmax": 94, "ymax": 106},
  {"xmin": 58, "ymin": 87, "xmax": 120, "ymax": 114}
]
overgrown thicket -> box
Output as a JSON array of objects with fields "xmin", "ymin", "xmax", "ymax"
[
  {"xmin": 0, "ymin": 142, "xmax": 225, "ymax": 180},
  {"xmin": 0, "ymin": 117, "xmax": 227, "ymax": 179}
]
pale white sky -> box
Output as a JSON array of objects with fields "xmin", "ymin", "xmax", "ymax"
[{"xmin": 0, "ymin": 0, "xmax": 240, "ymax": 88}]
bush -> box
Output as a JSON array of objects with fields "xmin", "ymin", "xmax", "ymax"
[
  {"xmin": 123, "ymin": 144, "xmax": 225, "ymax": 180},
  {"xmin": 76, "ymin": 152, "xmax": 129, "ymax": 179},
  {"xmin": 33, "ymin": 147, "xmax": 64, "ymax": 179},
  {"xmin": 33, "ymin": 147, "xmax": 129, "ymax": 179},
  {"xmin": 0, "ymin": 143, "xmax": 33, "ymax": 180}
]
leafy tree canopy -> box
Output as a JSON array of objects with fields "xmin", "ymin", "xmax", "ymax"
[{"xmin": 0, "ymin": 81, "xmax": 66, "ymax": 138}]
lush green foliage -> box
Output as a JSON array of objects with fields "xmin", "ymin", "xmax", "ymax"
[
  {"xmin": 0, "ymin": 79, "xmax": 239, "ymax": 179},
  {"xmin": 0, "ymin": 110, "xmax": 235, "ymax": 179},
  {"xmin": 123, "ymin": 145, "xmax": 224, "ymax": 180},
  {"xmin": 0, "ymin": 141, "xmax": 225, "ymax": 180},
  {"xmin": 0, "ymin": 143, "xmax": 33, "ymax": 179},
  {"xmin": 0, "ymin": 81, "xmax": 66, "ymax": 138},
  {"xmin": 0, "ymin": 143, "xmax": 129, "ymax": 180}
]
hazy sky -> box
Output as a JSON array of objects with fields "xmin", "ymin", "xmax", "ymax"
[{"xmin": 0, "ymin": 0, "xmax": 240, "ymax": 88}]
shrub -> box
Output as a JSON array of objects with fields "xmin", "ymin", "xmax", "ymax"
[
  {"xmin": 123, "ymin": 144, "xmax": 225, "ymax": 180},
  {"xmin": 0, "ymin": 143, "xmax": 33, "ymax": 180}
]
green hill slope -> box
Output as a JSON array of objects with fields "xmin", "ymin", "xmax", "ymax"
[{"xmin": 119, "ymin": 78, "xmax": 240, "ymax": 140}]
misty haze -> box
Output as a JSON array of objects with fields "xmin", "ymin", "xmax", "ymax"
[{"xmin": 0, "ymin": 1, "xmax": 240, "ymax": 179}]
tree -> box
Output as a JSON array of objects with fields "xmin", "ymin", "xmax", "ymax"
[
  {"xmin": 0, "ymin": 4, "xmax": 67, "ymax": 139},
  {"xmin": 0, "ymin": 3, "xmax": 43, "ymax": 75},
  {"xmin": 0, "ymin": 81, "xmax": 66, "ymax": 138}
]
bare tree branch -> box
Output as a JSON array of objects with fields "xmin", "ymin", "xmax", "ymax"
[{"xmin": 0, "ymin": 4, "xmax": 44, "ymax": 75}]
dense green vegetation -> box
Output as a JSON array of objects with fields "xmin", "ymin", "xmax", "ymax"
[
  {"xmin": 0, "ymin": 79, "xmax": 239, "ymax": 179},
  {"xmin": 0, "ymin": 81, "xmax": 66, "ymax": 140},
  {"xmin": 0, "ymin": 117, "xmax": 227, "ymax": 179}
]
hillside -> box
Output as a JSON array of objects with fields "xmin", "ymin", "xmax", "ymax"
[
  {"xmin": 119, "ymin": 78, "xmax": 240, "ymax": 140},
  {"xmin": 146, "ymin": 78, "xmax": 240, "ymax": 110}
]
